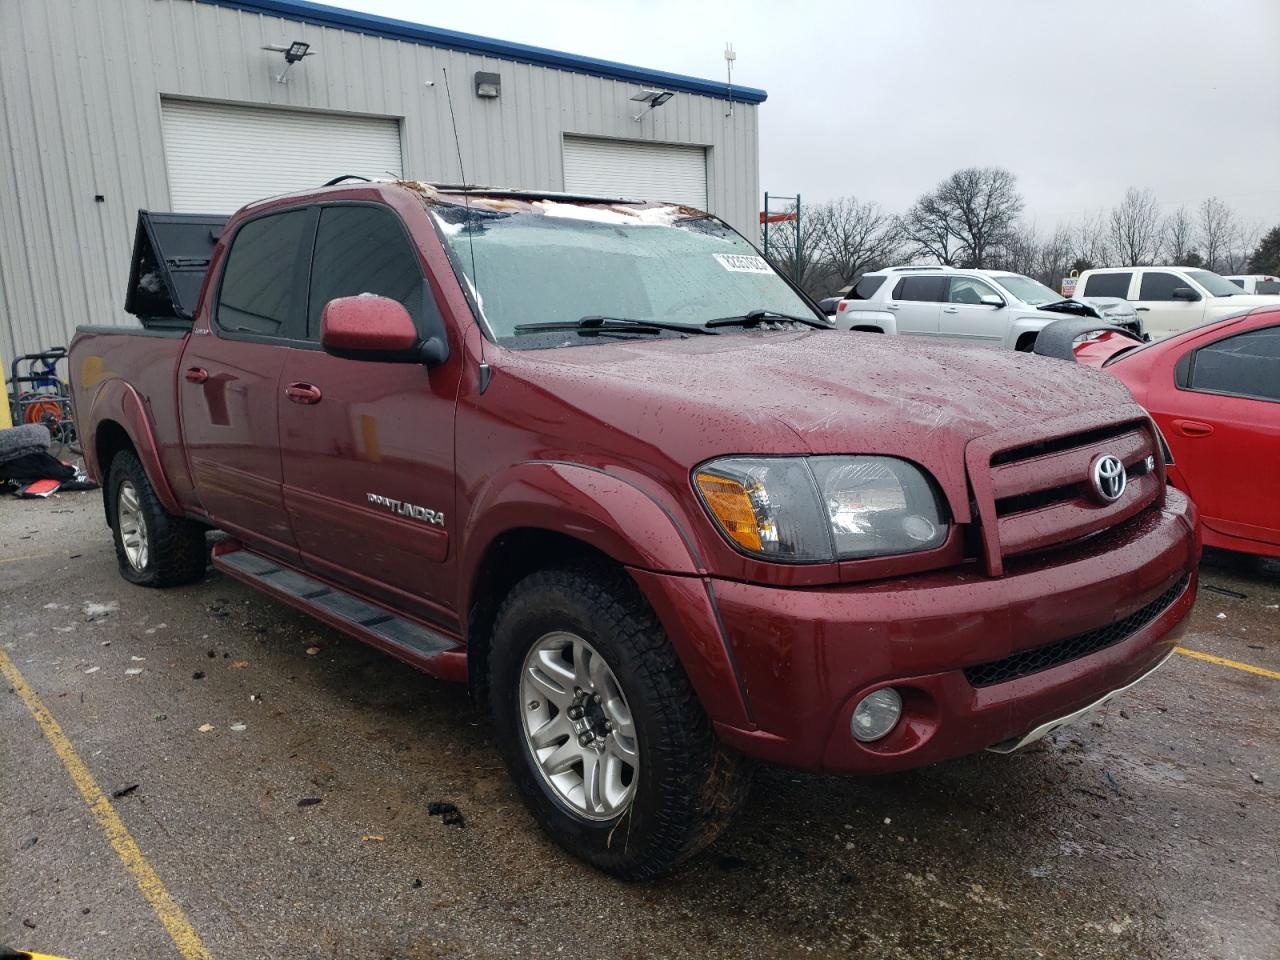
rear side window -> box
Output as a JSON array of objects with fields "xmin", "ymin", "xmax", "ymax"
[
  {"xmin": 1189, "ymin": 326, "xmax": 1280, "ymax": 401},
  {"xmin": 1138, "ymin": 272, "xmax": 1187, "ymax": 301},
  {"xmin": 849, "ymin": 275, "xmax": 886, "ymax": 300},
  {"xmin": 308, "ymin": 205, "xmax": 428, "ymax": 338},
  {"xmin": 1258, "ymin": 280, "xmax": 1280, "ymax": 295},
  {"xmin": 217, "ymin": 210, "xmax": 311, "ymax": 338},
  {"xmin": 1082, "ymin": 272, "xmax": 1131, "ymax": 299},
  {"xmin": 892, "ymin": 275, "xmax": 948, "ymax": 302}
]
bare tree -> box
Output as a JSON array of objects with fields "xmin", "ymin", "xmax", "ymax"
[
  {"xmin": 1108, "ymin": 187, "xmax": 1162, "ymax": 265},
  {"xmin": 992, "ymin": 221, "xmax": 1040, "ymax": 278},
  {"xmin": 902, "ymin": 192, "xmax": 963, "ymax": 265},
  {"xmin": 1163, "ymin": 206, "xmax": 1199, "ymax": 265},
  {"xmin": 933, "ymin": 167, "xmax": 1024, "ymax": 268},
  {"xmin": 1036, "ymin": 224, "xmax": 1075, "ymax": 291},
  {"xmin": 1222, "ymin": 220, "xmax": 1260, "ymax": 274},
  {"xmin": 1198, "ymin": 196, "xmax": 1238, "ymax": 272},
  {"xmin": 815, "ymin": 197, "xmax": 902, "ymax": 287},
  {"xmin": 1069, "ymin": 209, "xmax": 1111, "ymax": 270}
]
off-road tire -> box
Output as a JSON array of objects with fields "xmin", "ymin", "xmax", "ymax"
[
  {"xmin": 489, "ymin": 565, "xmax": 751, "ymax": 880},
  {"xmin": 107, "ymin": 450, "xmax": 206, "ymax": 587}
]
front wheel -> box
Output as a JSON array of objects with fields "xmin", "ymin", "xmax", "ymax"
[
  {"xmin": 489, "ymin": 566, "xmax": 751, "ymax": 879},
  {"xmin": 107, "ymin": 450, "xmax": 207, "ymax": 587}
]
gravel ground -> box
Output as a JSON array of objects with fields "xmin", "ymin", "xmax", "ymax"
[{"xmin": 2, "ymin": 492, "xmax": 1277, "ymax": 960}]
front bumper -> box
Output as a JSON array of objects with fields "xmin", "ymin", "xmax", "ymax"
[{"xmin": 681, "ymin": 488, "xmax": 1198, "ymax": 773}]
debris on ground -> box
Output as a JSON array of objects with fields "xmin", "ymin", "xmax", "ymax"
[
  {"xmin": 84, "ymin": 666, "xmax": 99, "ymax": 674},
  {"xmin": 111, "ymin": 784, "xmax": 139, "ymax": 799},
  {"xmin": 125, "ymin": 667, "xmax": 143, "ymax": 676},
  {"xmin": 297, "ymin": 797, "xmax": 323, "ymax": 808},
  {"xmin": 1251, "ymin": 773, "xmax": 1264, "ymax": 784},
  {"xmin": 427, "ymin": 801, "xmax": 465, "ymax": 828},
  {"xmin": 192, "ymin": 671, "xmax": 205, "ymax": 680},
  {"xmin": 230, "ymin": 722, "xmax": 247, "ymax": 732},
  {"xmin": 231, "ymin": 660, "xmax": 249, "ymax": 669},
  {"xmin": 83, "ymin": 600, "xmax": 119, "ymax": 621},
  {"xmin": 1203, "ymin": 584, "xmax": 1247, "ymax": 599},
  {"xmin": 306, "ymin": 646, "xmax": 321, "ymax": 656},
  {"xmin": 198, "ymin": 723, "xmax": 215, "ymax": 733},
  {"xmin": 362, "ymin": 834, "xmax": 385, "ymax": 842},
  {"xmin": 21, "ymin": 837, "xmax": 38, "ymax": 851}
]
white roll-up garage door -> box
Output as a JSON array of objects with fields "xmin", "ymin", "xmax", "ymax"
[
  {"xmin": 563, "ymin": 136, "xmax": 708, "ymax": 208},
  {"xmin": 161, "ymin": 99, "xmax": 403, "ymax": 213}
]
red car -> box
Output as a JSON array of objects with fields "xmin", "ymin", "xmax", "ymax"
[
  {"xmin": 1063, "ymin": 309, "xmax": 1280, "ymax": 558},
  {"xmin": 70, "ymin": 182, "xmax": 1197, "ymax": 878}
]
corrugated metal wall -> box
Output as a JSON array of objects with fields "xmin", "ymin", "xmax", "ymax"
[{"xmin": 0, "ymin": 0, "xmax": 760, "ymax": 360}]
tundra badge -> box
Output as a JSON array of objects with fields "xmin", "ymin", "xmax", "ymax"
[{"xmin": 367, "ymin": 493, "xmax": 445, "ymax": 527}]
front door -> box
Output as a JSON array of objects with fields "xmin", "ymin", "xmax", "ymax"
[
  {"xmin": 1134, "ymin": 271, "xmax": 1205, "ymax": 339},
  {"xmin": 940, "ymin": 275, "xmax": 1006, "ymax": 345},
  {"xmin": 179, "ymin": 207, "xmax": 315, "ymax": 559},
  {"xmin": 1151, "ymin": 321, "xmax": 1280, "ymax": 546},
  {"xmin": 278, "ymin": 202, "xmax": 463, "ymax": 621}
]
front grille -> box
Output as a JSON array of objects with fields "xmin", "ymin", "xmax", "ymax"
[
  {"xmin": 983, "ymin": 421, "xmax": 1161, "ymax": 560},
  {"xmin": 963, "ymin": 574, "xmax": 1190, "ymax": 687}
]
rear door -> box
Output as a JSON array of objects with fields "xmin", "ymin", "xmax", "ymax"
[
  {"xmin": 941, "ymin": 275, "xmax": 1006, "ymax": 345},
  {"xmin": 1134, "ymin": 271, "xmax": 1205, "ymax": 339},
  {"xmin": 278, "ymin": 202, "xmax": 463, "ymax": 620},
  {"xmin": 1149, "ymin": 321, "xmax": 1280, "ymax": 545},
  {"xmin": 887, "ymin": 275, "xmax": 947, "ymax": 335},
  {"xmin": 179, "ymin": 207, "xmax": 315, "ymax": 559}
]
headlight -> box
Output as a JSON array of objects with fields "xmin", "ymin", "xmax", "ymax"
[{"xmin": 693, "ymin": 455, "xmax": 949, "ymax": 563}]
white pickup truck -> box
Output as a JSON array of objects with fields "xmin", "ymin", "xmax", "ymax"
[{"xmin": 1074, "ymin": 266, "xmax": 1280, "ymax": 339}]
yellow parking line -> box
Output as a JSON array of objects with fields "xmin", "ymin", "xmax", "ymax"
[
  {"xmin": 1175, "ymin": 646, "xmax": 1280, "ymax": 681},
  {"xmin": 0, "ymin": 649, "xmax": 212, "ymax": 960}
]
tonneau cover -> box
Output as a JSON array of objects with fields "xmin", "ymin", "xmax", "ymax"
[{"xmin": 124, "ymin": 211, "xmax": 227, "ymax": 328}]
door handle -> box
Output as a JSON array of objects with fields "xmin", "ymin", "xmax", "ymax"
[
  {"xmin": 885, "ymin": 303, "xmax": 900, "ymax": 310},
  {"xmin": 285, "ymin": 382, "xmax": 322, "ymax": 405},
  {"xmin": 942, "ymin": 307, "xmax": 958, "ymax": 313},
  {"xmin": 184, "ymin": 366, "xmax": 209, "ymax": 384},
  {"xmin": 1172, "ymin": 418, "xmax": 1213, "ymax": 437},
  {"xmin": 1135, "ymin": 307, "xmax": 1150, "ymax": 312}
]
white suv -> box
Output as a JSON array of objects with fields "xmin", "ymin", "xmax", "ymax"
[
  {"xmin": 1075, "ymin": 266, "xmax": 1280, "ymax": 339},
  {"xmin": 835, "ymin": 266, "xmax": 1141, "ymax": 351}
]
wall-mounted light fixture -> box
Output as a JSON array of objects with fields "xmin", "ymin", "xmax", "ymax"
[
  {"xmin": 474, "ymin": 71, "xmax": 501, "ymax": 99},
  {"xmin": 261, "ymin": 40, "xmax": 314, "ymax": 83},
  {"xmin": 630, "ymin": 88, "xmax": 674, "ymax": 122}
]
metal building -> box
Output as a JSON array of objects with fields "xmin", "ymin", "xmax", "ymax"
[{"xmin": 0, "ymin": 0, "xmax": 766, "ymax": 361}]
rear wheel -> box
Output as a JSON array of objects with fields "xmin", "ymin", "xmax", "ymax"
[
  {"xmin": 489, "ymin": 566, "xmax": 751, "ymax": 879},
  {"xmin": 107, "ymin": 450, "xmax": 206, "ymax": 587}
]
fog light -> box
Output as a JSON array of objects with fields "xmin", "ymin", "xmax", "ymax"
[{"xmin": 851, "ymin": 688, "xmax": 902, "ymax": 742}]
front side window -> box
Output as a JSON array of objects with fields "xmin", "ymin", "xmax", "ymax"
[
  {"xmin": 308, "ymin": 205, "xmax": 428, "ymax": 338},
  {"xmin": 216, "ymin": 210, "xmax": 311, "ymax": 338},
  {"xmin": 993, "ymin": 274, "xmax": 1062, "ymax": 306},
  {"xmin": 1188, "ymin": 326, "xmax": 1280, "ymax": 401},
  {"xmin": 947, "ymin": 276, "xmax": 998, "ymax": 304},
  {"xmin": 893, "ymin": 276, "xmax": 948, "ymax": 302},
  {"xmin": 1082, "ymin": 272, "xmax": 1131, "ymax": 299},
  {"xmin": 1138, "ymin": 272, "xmax": 1188, "ymax": 301},
  {"xmin": 1187, "ymin": 270, "xmax": 1247, "ymax": 297},
  {"xmin": 433, "ymin": 204, "xmax": 819, "ymax": 347}
]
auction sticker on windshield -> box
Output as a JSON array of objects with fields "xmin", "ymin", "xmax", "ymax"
[{"xmin": 714, "ymin": 253, "xmax": 773, "ymax": 274}]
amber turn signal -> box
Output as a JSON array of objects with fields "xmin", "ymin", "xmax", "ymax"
[{"xmin": 694, "ymin": 472, "xmax": 763, "ymax": 552}]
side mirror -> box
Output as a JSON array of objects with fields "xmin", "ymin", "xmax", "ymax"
[
  {"xmin": 980, "ymin": 294, "xmax": 1005, "ymax": 307},
  {"xmin": 321, "ymin": 295, "xmax": 448, "ymax": 365},
  {"xmin": 1171, "ymin": 287, "xmax": 1200, "ymax": 302}
]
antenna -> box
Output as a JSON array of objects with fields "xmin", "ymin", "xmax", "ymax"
[
  {"xmin": 724, "ymin": 42, "xmax": 736, "ymax": 118},
  {"xmin": 441, "ymin": 67, "xmax": 488, "ymax": 376}
]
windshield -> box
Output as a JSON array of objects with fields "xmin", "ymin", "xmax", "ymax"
[
  {"xmin": 992, "ymin": 274, "xmax": 1062, "ymax": 306},
  {"xmin": 1187, "ymin": 270, "xmax": 1246, "ymax": 297},
  {"xmin": 432, "ymin": 202, "xmax": 820, "ymax": 346}
]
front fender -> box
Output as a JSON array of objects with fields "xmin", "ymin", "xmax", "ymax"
[
  {"xmin": 83, "ymin": 379, "xmax": 183, "ymax": 516},
  {"xmin": 460, "ymin": 461, "xmax": 753, "ymax": 727}
]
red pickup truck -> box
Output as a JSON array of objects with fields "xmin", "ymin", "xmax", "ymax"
[{"xmin": 70, "ymin": 181, "xmax": 1199, "ymax": 879}]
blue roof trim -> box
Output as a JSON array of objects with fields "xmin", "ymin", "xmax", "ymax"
[{"xmin": 199, "ymin": 0, "xmax": 768, "ymax": 104}]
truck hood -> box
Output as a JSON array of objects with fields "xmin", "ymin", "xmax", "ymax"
[{"xmin": 504, "ymin": 330, "xmax": 1138, "ymax": 517}]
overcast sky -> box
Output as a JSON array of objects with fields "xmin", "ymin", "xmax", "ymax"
[{"xmin": 348, "ymin": 0, "xmax": 1280, "ymax": 234}]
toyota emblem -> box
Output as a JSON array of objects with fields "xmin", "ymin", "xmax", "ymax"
[{"xmin": 1090, "ymin": 454, "xmax": 1127, "ymax": 503}]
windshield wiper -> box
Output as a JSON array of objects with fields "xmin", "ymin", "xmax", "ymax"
[
  {"xmin": 705, "ymin": 308, "xmax": 832, "ymax": 330},
  {"xmin": 513, "ymin": 315, "xmax": 717, "ymax": 336}
]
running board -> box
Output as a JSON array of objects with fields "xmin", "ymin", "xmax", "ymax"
[{"xmin": 212, "ymin": 545, "xmax": 467, "ymax": 682}]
